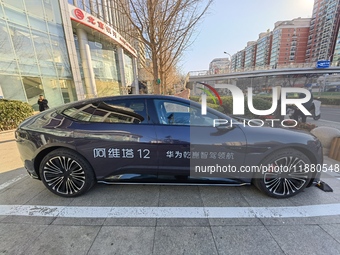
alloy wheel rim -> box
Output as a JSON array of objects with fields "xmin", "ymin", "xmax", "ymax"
[
  {"xmin": 43, "ymin": 156, "xmax": 86, "ymax": 195},
  {"xmin": 263, "ymin": 156, "xmax": 309, "ymax": 196}
]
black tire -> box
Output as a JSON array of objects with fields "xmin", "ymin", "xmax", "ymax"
[
  {"xmin": 39, "ymin": 148, "xmax": 95, "ymax": 197},
  {"xmin": 313, "ymin": 114, "xmax": 320, "ymax": 120},
  {"xmin": 253, "ymin": 149, "xmax": 312, "ymax": 198}
]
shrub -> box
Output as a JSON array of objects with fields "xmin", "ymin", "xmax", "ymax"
[
  {"xmin": 0, "ymin": 99, "xmax": 34, "ymax": 131},
  {"xmin": 190, "ymin": 96, "xmax": 200, "ymax": 102},
  {"xmin": 207, "ymin": 103, "xmax": 224, "ymax": 112},
  {"xmin": 318, "ymin": 97, "xmax": 340, "ymax": 105}
]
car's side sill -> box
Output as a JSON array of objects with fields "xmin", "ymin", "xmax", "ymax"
[{"xmin": 97, "ymin": 181, "xmax": 251, "ymax": 187}]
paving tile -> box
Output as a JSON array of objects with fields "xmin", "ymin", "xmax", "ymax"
[
  {"xmin": 0, "ymin": 131, "xmax": 23, "ymax": 172},
  {"xmin": 158, "ymin": 186, "xmax": 203, "ymax": 207},
  {"xmin": 238, "ymin": 185, "xmax": 296, "ymax": 207},
  {"xmin": 261, "ymin": 216, "xmax": 340, "ymax": 226},
  {"xmin": 25, "ymin": 189, "xmax": 75, "ymax": 206},
  {"xmin": 319, "ymin": 223, "xmax": 340, "ymax": 244},
  {"xmin": 52, "ymin": 217, "xmax": 106, "ymax": 226},
  {"xmin": 104, "ymin": 217, "xmax": 156, "ymax": 227},
  {"xmin": 88, "ymin": 226, "xmax": 154, "ymax": 255},
  {"xmin": 23, "ymin": 225, "xmax": 100, "ymax": 255},
  {"xmin": 0, "ymin": 179, "xmax": 45, "ymax": 205},
  {"xmin": 212, "ymin": 225, "xmax": 284, "ymax": 255},
  {"xmin": 266, "ymin": 225, "xmax": 340, "ymax": 254},
  {"xmin": 69, "ymin": 184, "xmax": 123, "ymax": 206},
  {"xmin": 70, "ymin": 185, "xmax": 159, "ymax": 207},
  {"xmin": 314, "ymin": 177, "xmax": 340, "ymax": 200},
  {"xmin": 108, "ymin": 185, "xmax": 160, "ymax": 207},
  {"xmin": 0, "ymin": 168, "xmax": 26, "ymax": 186},
  {"xmin": 209, "ymin": 218, "xmax": 263, "ymax": 226},
  {"xmin": 199, "ymin": 186, "xmax": 250, "ymax": 207},
  {"xmin": 156, "ymin": 218, "xmax": 210, "ymax": 227},
  {"xmin": 153, "ymin": 226, "xmax": 218, "ymax": 255},
  {"xmin": 0, "ymin": 223, "xmax": 47, "ymax": 255},
  {"xmin": 1, "ymin": 215, "xmax": 55, "ymax": 225},
  {"xmin": 288, "ymin": 185, "xmax": 339, "ymax": 205}
]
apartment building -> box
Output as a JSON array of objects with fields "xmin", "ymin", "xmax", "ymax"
[
  {"xmin": 270, "ymin": 18, "xmax": 310, "ymax": 66},
  {"xmin": 244, "ymin": 41, "xmax": 257, "ymax": 69},
  {"xmin": 255, "ymin": 31, "xmax": 272, "ymax": 67},
  {"xmin": 209, "ymin": 58, "xmax": 230, "ymax": 74},
  {"xmin": 233, "ymin": 50, "xmax": 245, "ymax": 70},
  {"xmin": 334, "ymin": 27, "xmax": 340, "ymax": 65},
  {"xmin": 306, "ymin": 0, "xmax": 340, "ymax": 62}
]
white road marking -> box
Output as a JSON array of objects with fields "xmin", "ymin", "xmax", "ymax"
[
  {"xmin": 0, "ymin": 174, "xmax": 26, "ymax": 191},
  {"xmin": 319, "ymin": 119, "xmax": 340, "ymax": 124},
  {"xmin": 317, "ymin": 119, "xmax": 340, "ymax": 124},
  {"xmin": 1, "ymin": 204, "xmax": 340, "ymax": 218}
]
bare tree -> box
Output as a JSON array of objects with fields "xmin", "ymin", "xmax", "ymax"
[
  {"xmin": 117, "ymin": 0, "xmax": 213, "ymax": 93},
  {"xmin": 302, "ymin": 73, "xmax": 319, "ymax": 87}
]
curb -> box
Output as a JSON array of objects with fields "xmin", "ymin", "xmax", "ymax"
[
  {"xmin": 322, "ymin": 104, "xmax": 340, "ymax": 108},
  {"xmin": 0, "ymin": 129, "xmax": 15, "ymax": 134}
]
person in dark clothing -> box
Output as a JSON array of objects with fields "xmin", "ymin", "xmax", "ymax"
[{"xmin": 37, "ymin": 95, "xmax": 49, "ymax": 112}]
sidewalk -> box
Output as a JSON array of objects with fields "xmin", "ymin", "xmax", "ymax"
[{"xmin": 0, "ymin": 130, "xmax": 22, "ymax": 173}]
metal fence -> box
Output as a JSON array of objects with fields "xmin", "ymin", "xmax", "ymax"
[{"xmin": 189, "ymin": 61, "xmax": 340, "ymax": 77}]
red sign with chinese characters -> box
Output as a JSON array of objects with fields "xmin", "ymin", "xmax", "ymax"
[
  {"xmin": 73, "ymin": 8, "xmax": 84, "ymax": 20},
  {"xmin": 69, "ymin": 5, "xmax": 137, "ymax": 57}
]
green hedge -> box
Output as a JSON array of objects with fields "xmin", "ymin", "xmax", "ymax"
[
  {"xmin": 0, "ymin": 99, "xmax": 34, "ymax": 131},
  {"xmin": 207, "ymin": 103, "xmax": 224, "ymax": 112},
  {"xmin": 317, "ymin": 97, "xmax": 340, "ymax": 105},
  {"xmin": 239, "ymin": 95, "xmax": 340, "ymax": 106},
  {"xmin": 190, "ymin": 96, "xmax": 272, "ymax": 118}
]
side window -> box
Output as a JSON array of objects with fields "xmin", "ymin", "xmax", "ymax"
[
  {"xmin": 62, "ymin": 99, "xmax": 148, "ymax": 124},
  {"xmin": 154, "ymin": 100, "xmax": 190, "ymax": 125},
  {"xmin": 91, "ymin": 99, "xmax": 148, "ymax": 124},
  {"xmin": 62, "ymin": 103, "xmax": 97, "ymax": 121},
  {"xmin": 190, "ymin": 109, "xmax": 221, "ymax": 127},
  {"xmin": 154, "ymin": 99, "xmax": 223, "ymax": 126}
]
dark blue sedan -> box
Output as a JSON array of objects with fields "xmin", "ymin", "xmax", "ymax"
[{"xmin": 15, "ymin": 95, "xmax": 323, "ymax": 198}]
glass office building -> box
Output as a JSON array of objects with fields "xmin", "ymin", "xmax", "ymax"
[{"xmin": 0, "ymin": 0, "xmax": 138, "ymax": 110}]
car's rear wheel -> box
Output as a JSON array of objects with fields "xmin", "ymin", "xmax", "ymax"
[
  {"xmin": 253, "ymin": 149, "xmax": 312, "ymax": 198},
  {"xmin": 39, "ymin": 149, "xmax": 95, "ymax": 197}
]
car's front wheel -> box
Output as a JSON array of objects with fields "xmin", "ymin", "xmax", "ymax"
[
  {"xmin": 39, "ymin": 149, "xmax": 95, "ymax": 197},
  {"xmin": 253, "ymin": 149, "xmax": 313, "ymax": 198}
]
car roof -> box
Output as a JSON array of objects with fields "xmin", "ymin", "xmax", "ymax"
[{"xmin": 57, "ymin": 94, "xmax": 193, "ymax": 110}]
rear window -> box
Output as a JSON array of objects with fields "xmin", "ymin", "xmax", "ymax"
[
  {"xmin": 62, "ymin": 104, "xmax": 97, "ymax": 121},
  {"xmin": 62, "ymin": 99, "xmax": 147, "ymax": 124}
]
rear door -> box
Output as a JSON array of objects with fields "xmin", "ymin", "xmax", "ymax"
[{"xmin": 67, "ymin": 98, "xmax": 158, "ymax": 180}]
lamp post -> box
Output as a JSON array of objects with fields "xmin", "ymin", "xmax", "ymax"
[{"xmin": 223, "ymin": 51, "xmax": 232, "ymax": 73}]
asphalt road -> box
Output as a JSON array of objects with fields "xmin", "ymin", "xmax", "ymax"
[
  {"xmin": 305, "ymin": 106, "xmax": 340, "ymax": 130},
  {"xmin": 318, "ymin": 106, "xmax": 340, "ymax": 122}
]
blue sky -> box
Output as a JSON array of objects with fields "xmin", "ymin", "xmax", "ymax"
[{"xmin": 179, "ymin": 0, "xmax": 314, "ymax": 73}]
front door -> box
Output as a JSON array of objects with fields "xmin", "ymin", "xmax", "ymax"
[{"xmin": 151, "ymin": 98, "xmax": 247, "ymax": 179}]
